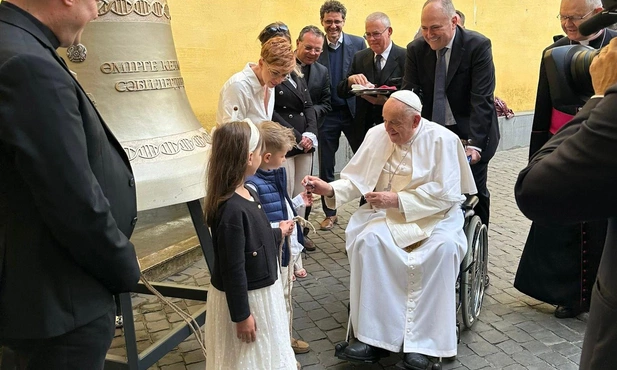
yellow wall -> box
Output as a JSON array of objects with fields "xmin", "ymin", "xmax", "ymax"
[
  {"xmin": 168, "ymin": 0, "xmax": 564, "ymax": 129},
  {"xmin": 0, "ymin": 0, "xmax": 564, "ymax": 128}
]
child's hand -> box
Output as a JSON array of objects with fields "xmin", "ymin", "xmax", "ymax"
[
  {"xmin": 301, "ymin": 191, "xmax": 313, "ymax": 207},
  {"xmin": 279, "ymin": 220, "xmax": 295, "ymax": 236},
  {"xmin": 236, "ymin": 314, "xmax": 257, "ymax": 343}
]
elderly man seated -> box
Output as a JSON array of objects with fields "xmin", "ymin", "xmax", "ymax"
[{"xmin": 303, "ymin": 90, "xmax": 476, "ymax": 370}]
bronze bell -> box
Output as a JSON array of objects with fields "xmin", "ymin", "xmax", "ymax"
[{"xmin": 64, "ymin": 0, "xmax": 211, "ymax": 211}]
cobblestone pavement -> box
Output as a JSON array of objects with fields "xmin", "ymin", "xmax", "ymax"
[{"xmin": 114, "ymin": 147, "xmax": 588, "ymax": 370}]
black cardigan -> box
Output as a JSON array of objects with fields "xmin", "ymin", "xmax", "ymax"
[{"xmin": 210, "ymin": 188, "xmax": 282, "ymax": 322}]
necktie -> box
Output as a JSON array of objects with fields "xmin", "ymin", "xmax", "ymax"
[
  {"xmin": 375, "ymin": 54, "xmax": 383, "ymax": 83},
  {"xmin": 432, "ymin": 47, "xmax": 448, "ymax": 125}
]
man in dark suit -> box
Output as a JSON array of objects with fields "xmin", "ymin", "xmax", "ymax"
[
  {"xmin": 515, "ymin": 37, "xmax": 617, "ymax": 370},
  {"xmin": 0, "ymin": 0, "xmax": 141, "ymax": 368},
  {"xmin": 515, "ymin": 0, "xmax": 617, "ymax": 320},
  {"xmin": 295, "ymin": 25, "xmax": 332, "ymax": 252},
  {"xmin": 402, "ymin": 0, "xmax": 500, "ymax": 228},
  {"xmin": 296, "ymin": 25, "xmax": 332, "ymax": 127},
  {"xmin": 529, "ymin": 0, "xmax": 614, "ymax": 156},
  {"xmin": 337, "ymin": 12, "xmax": 406, "ymax": 149},
  {"xmin": 317, "ymin": 0, "xmax": 366, "ymax": 231}
]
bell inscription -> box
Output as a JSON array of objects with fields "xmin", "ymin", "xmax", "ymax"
[{"xmin": 100, "ymin": 60, "xmax": 180, "ymax": 74}]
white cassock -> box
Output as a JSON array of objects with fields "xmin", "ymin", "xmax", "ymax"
[{"xmin": 325, "ymin": 119, "xmax": 476, "ymax": 357}]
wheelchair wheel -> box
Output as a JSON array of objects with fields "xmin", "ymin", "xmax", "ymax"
[{"xmin": 461, "ymin": 215, "xmax": 487, "ymax": 329}]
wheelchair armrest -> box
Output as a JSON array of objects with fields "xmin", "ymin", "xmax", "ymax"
[{"xmin": 462, "ymin": 195, "xmax": 479, "ymax": 213}]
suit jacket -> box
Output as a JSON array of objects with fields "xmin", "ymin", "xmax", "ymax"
[
  {"xmin": 514, "ymin": 85, "xmax": 617, "ymax": 370},
  {"xmin": 403, "ymin": 26, "xmax": 500, "ymax": 162},
  {"xmin": 337, "ymin": 43, "xmax": 406, "ymax": 147},
  {"xmin": 303, "ymin": 61, "xmax": 331, "ymax": 127},
  {"xmin": 272, "ymin": 72, "xmax": 318, "ymax": 156},
  {"xmin": 317, "ymin": 33, "xmax": 366, "ymax": 117},
  {"xmin": 0, "ymin": 2, "xmax": 140, "ymax": 339},
  {"xmin": 528, "ymin": 29, "xmax": 617, "ymax": 157}
]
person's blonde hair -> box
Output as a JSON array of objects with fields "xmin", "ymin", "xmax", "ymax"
[
  {"xmin": 261, "ymin": 36, "xmax": 296, "ymax": 74},
  {"xmin": 259, "ymin": 121, "xmax": 296, "ymax": 154}
]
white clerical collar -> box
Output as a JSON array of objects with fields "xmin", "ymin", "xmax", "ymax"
[{"xmin": 578, "ymin": 29, "xmax": 604, "ymax": 46}]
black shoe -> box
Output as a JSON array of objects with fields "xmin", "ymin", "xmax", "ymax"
[
  {"xmin": 342, "ymin": 341, "xmax": 381, "ymax": 362},
  {"xmin": 303, "ymin": 238, "xmax": 316, "ymax": 252},
  {"xmin": 399, "ymin": 352, "xmax": 441, "ymax": 370},
  {"xmin": 554, "ymin": 305, "xmax": 582, "ymax": 319}
]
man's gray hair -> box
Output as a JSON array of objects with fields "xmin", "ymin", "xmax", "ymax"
[
  {"xmin": 366, "ymin": 12, "xmax": 391, "ymax": 28},
  {"xmin": 402, "ymin": 104, "xmax": 421, "ymax": 118},
  {"xmin": 585, "ymin": 0, "xmax": 603, "ymax": 9},
  {"xmin": 455, "ymin": 9, "xmax": 465, "ymax": 26},
  {"xmin": 423, "ymin": 0, "xmax": 456, "ymax": 18},
  {"xmin": 298, "ymin": 25, "xmax": 325, "ymax": 42}
]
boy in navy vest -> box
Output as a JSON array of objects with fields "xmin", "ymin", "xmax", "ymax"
[{"xmin": 245, "ymin": 121, "xmax": 313, "ymax": 355}]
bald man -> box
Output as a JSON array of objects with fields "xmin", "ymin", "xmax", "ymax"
[{"xmin": 0, "ymin": 1, "xmax": 140, "ymax": 368}]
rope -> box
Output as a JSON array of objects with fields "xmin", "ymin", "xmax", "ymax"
[
  {"xmin": 139, "ymin": 273, "xmax": 208, "ymax": 359},
  {"xmin": 286, "ymin": 236, "xmax": 295, "ymax": 339},
  {"xmin": 292, "ymin": 215, "xmax": 316, "ymax": 235}
]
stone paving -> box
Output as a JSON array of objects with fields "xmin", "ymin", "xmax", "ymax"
[{"xmin": 113, "ymin": 147, "xmax": 589, "ymax": 370}]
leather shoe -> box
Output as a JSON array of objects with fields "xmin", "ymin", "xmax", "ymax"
[
  {"xmin": 554, "ymin": 305, "xmax": 582, "ymax": 319},
  {"xmin": 303, "ymin": 238, "xmax": 316, "ymax": 252},
  {"xmin": 320, "ymin": 216, "xmax": 338, "ymax": 230},
  {"xmin": 342, "ymin": 340, "xmax": 380, "ymax": 362},
  {"xmin": 401, "ymin": 352, "xmax": 439, "ymax": 370},
  {"xmin": 291, "ymin": 337, "xmax": 310, "ymax": 354}
]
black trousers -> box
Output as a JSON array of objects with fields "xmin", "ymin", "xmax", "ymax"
[
  {"xmin": 445, "ymin": 124, "xmax": 491, "ymax": 226},
  {"xmin": 471, "ymin": 160, "xmax": 490, "ymax": 227},
  {"xmin": 318, "ymin": 106, "xmax": 355, "ymax": 217},
  {"xmin": 2, "ymin": 308, "xmax": 115, "ymax": 370}
]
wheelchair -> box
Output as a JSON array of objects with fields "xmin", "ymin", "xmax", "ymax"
[{"xmin": 334, "ymin": 195, "xmax": 489, "ymax": 370}]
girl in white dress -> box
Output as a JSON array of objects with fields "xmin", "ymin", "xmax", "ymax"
[{"xmin": 203, "ymin": 120, "xmax": 297, "ymax": 370}]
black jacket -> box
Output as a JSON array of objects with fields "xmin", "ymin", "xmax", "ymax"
[
  {"xmin": 272, "ymin": 72, "xmax": 318, "ymax": 157},
  {"xmin": 0, "ymin": 2, "xmax": 140, "ymax": 339},
  {"xmin": 515, "ymin": 85, "xmax": 617, "ymax": 370},
  {"xmin": 209, "ymin": 188, "xmax": 282, "ymax": 323},
  {"xmin": 528, "ymin": 28, "xmax": 617, "ymax": 157},
  {"xmin": 403, "ymin": 26, "xmax": 500, "ymax": 162},
  {"xmin": 303, "ymin": 61, "xmax": 331, "ymax": 127},
  {"xmin": 338, "ymin": 43, "xmax": 406, "ymax": 148}
]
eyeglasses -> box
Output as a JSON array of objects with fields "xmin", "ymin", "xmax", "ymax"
[
  {"xmin": 302, "ymin": 45, "xmax": 323, "ymax": 54},
  {"xmin": 363, "ymin": 28, "xmax": 389, "ymax": 40},
  {"xmin": 323, "ymin": 19, "xmax": 344, "ymax": 26},
  {"xmin": 557, "ymin": 9, "xmax": 594, "ymax": 22}
]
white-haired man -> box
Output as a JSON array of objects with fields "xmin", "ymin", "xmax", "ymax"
[
  {"xmin": 304, "ymin": 90, "xmax": 475, "ymax": 369},
  {"xmin": 515, "ymin": 0, "xmax": 617, "ymax": 320}
]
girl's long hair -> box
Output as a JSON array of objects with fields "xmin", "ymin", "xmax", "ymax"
[{"xmin": 204, "ymin": 121, "xmax": 251, "ymax": 226}]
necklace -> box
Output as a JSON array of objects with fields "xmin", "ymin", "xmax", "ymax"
[{"xmin": 384, "ymin": 121, "xmax": 423, "ymax": 192}]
